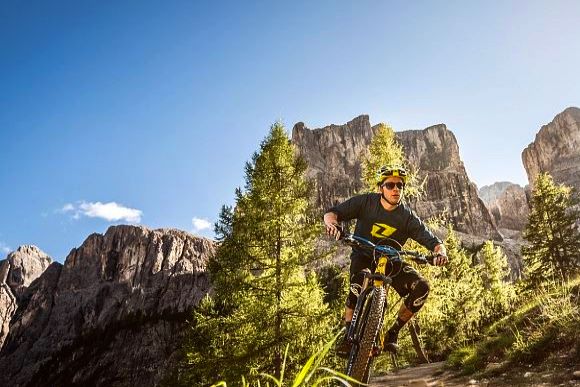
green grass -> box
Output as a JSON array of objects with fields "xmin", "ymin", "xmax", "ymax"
[
  {"xmin": 209, "ymin": 329, "xmax": 362, "ymax": 387},
  {"xmin": 446, "ymin": 276, "xmax": 580, "ymax": 375}
]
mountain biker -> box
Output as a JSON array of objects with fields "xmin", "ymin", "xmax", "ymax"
[{"xmin": 323, "ymin": 165, "xmax": 448, "ymax": 357}]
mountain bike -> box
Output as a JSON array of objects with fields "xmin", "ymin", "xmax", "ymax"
[{"xmin": 337, "ymin": 230, "xmax": 432, "ymax": 385}]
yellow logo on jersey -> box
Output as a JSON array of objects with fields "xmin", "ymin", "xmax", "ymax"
[{"xmin": 371, "ymin": 223, "xmax": 397, "ymax": 238}]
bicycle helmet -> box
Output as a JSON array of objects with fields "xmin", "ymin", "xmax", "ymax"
[{"xmin": 376, "ymin": 165, "xmax": 408, "ymax": 185}]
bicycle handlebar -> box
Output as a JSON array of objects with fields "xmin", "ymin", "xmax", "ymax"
[{"xmin": 336, "ymin": 226, "xmax": 433, "ymax": 265}]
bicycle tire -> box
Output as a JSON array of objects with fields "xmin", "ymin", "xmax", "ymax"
[
  {"xmin": 348, "ymin": 286, "xmax": 386, "ymax": 384},
  {"xmin": 347, "ymin": 288, "xmax": 373, "ymax": 372}
]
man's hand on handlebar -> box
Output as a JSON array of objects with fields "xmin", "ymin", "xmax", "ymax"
[
  {"xmin": 325, "ymin": 222, "xmax": 342, "ymax": 240},
  {"xmin": 323, "ymin": 211, "xmax": 342, "ymax": 240},
  {"xmin": 432, "ymin": 244, "xmax": 448, "ymax": 266}
]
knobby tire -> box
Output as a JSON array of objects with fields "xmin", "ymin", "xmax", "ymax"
[{"xmin": 348, "ymin": 286, "xmax": 386, "ymax": 385}]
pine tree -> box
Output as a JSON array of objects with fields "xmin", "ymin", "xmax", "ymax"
[
  {"xmin": 360, "ymin": 123, "xmax": 422, "ymax": 198},
  {"xmin": 479, "ymin": 241, "xmax": 515, "ymax": 321},
  {"xmin": 418, "ymin": 227, "xmax": 485, "ymax": 353},
  {"xmin": 186, "ymin": 122, "xmax": 332, "ymax": 384},
  {"xmin": 522, "ymin": 173, "xmax": 580, "ymax": 286}
]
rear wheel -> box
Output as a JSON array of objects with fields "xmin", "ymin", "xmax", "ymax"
[{"xmin": 347, "ymin": 286, "xmax": 386, "ymax": 385}]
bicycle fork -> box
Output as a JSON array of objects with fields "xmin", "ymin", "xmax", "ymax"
[
  {"xmin": 372, "ymin": 255, "xmax": 389, "ymax": 357},
  {"xmin": 348, "ymin": 256, "xmax": 391, "ymax": 357}
]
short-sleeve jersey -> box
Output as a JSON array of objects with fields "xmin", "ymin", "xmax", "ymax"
[{"xmin": 327, "ymin": 193, "xmax": 441, "ymax": 259}]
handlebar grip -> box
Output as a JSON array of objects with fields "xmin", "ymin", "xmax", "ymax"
[
  {"xmin": 335, "ymin": 225, "xmax": 345, "ymax": 240},
  {"xmin": 427, "ymin": 252, "xmax": 446, "ymax": 265},
  {"xmin": 412, "ymin": 256, "xmax": 430, "ymax": 265}
]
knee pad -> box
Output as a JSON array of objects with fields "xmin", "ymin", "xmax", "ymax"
[{"xmin": 405, "ymin": 279, "xmax": 430, "ymax": 313}]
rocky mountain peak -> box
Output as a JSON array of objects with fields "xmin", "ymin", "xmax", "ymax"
[
  {"xmin": 479, "ymin": 182, "xmax": 529, "ymax": 234},
  {"xmin": 0, "ymin": 245, "xmax": 52, "ymax": 301},
  {"xmin": 396, "ymin": 124, "xmax": 463, "ymax": 171},
  {"xmin": 397, "ymin": 125, "xmax": 501, "ymax": 240},
  {"xmin": 479, "ymin": 182, "xmax": 517, "ymax": 205},
  {"xmin": 0, "ymin": 225, "xmax": 215, "ymax": 387},
  {"xmin": 0, "ymin": 245, "xmax": 52, "ymax": 350},
  {"xmin": 292, "ymin": 115, "xmax": 376, "ymax": 211},
  {"xmin": 522, "ymin": 106, "xmax": 580, "ymax": 189}
]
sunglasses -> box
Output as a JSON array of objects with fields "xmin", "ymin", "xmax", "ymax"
[{"xmin": 381, "ymin": 182, "xmax": 405, "ymax": 190}]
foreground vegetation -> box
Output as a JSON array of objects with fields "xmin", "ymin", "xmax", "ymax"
[
  {"xmin": 448, "ymin": 276, "xmax": 580, "ymax": 377},
  {"xmin": 208, "ymin": 331, "xmax": 359, "ymax": 387}
]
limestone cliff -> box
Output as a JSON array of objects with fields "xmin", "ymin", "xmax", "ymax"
[
  {"xmin": 0, "ymin": 246, "xmax": 52, "ymax": 301},
  {"xmin": 479, "ymin": 182, "xmax": 529, "ymax": 232},
  {"xmin": 479, "ymin": 182, "xmax": 515, "ymax": 205},
  {"xmin": 0, "ymin": 225, "xmax": 215, "ymax": 387},
  {"xmin": 522, "ymin": 107, "xmax": 580, "ymax": 189},
  {"xmin": 292, "ymin": 115, "xmax": 374, "ymax": 211},
  {"xmin": 0, "ymin": 246, "xmax": 52, "ymax": 349},
  {"xmin": 0, "ymin": 282, "xmax": 16, "ymax": 351},
  {"xmin": 397, "ymin": 125, "xmax": 501, "ymax": 240}
]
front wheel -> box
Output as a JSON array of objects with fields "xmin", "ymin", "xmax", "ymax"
[{"xmin": 347, "ymin": 286, "xmax": 386, "ymax": 385}]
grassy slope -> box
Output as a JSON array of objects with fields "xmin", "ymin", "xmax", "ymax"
[{"xmin": 447, "ymin": 276, "xmax": 580, "ymax": 384}]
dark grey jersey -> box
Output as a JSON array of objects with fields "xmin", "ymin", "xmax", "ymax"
[{"xmin": 327, "ymin": 193, "xmax": 441, "ymax": 259}]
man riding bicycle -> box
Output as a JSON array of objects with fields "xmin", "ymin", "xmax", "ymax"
[{"xmin": 324, "ymin": 165, "xmax": 448, "ymax": 357}]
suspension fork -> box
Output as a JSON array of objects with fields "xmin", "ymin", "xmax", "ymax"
[
  {"xmin": 348, "ymin": 284, "xmax": 372, "ymax": 342},
  {"xmin": 374, "ymin": 256, "xmax": 389, "ymax": 353},
  {"xmin": 348, "ymin": 256, "xmax": 390, "ymax": 345},
  {"xmin": 374, "ymin": 255, "xmax": 388, "ymax": 288}
]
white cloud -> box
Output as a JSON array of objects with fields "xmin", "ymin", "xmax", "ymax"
[
  {"xmin": 61, "ymin": 201, "xmax": 142, "ymax": 223},
  {"xmin": 192, "ymin": 217, "xmax": 212, "ymax": 233},
  {"xmin": 0, "ymin": 241, "xmax": 11, "ymax": 254},
  {"xmin": 61, "ymin": 203, "xmax": 75, "ymax": 212}
]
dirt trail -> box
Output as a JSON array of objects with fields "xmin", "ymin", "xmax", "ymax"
[
  {"xmin": 369, "ymin": 361, "xmax": 580, "ymax": 387},
  {"xmin": 370, "ymin": 361, "xmax": 468, "ymax": 387}
]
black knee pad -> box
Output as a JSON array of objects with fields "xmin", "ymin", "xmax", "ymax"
[{"xmin": 405, "ymin": 278, "xmax": 430, "ymax": 313}]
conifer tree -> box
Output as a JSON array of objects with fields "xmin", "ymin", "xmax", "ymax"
[
  {"xmin": 479, "ymin": 241, "xmax": 515, "ymax": 320},
  {"xmin": 418, "ymin": 227, "xmax": 484, "ymax": 353},
  {"xmin": 360, "ymin": 123, "xmax": 422, "ymax": 198},
  {"xmin": 186, "ymin": 122, "xmax": 332, "ymax": 384},
  {"xmin": 522, "ymin": 173, "xmax": 580, "ymax": 285}
]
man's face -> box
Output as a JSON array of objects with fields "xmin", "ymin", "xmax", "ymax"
[{"xmin": 380, "ymin": 176, "xmax": 405, "ymax": 204}]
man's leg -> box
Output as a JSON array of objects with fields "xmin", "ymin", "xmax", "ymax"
[
  {"xmin": 339, "ymin": 306, "xmax": 354, "ymax": 353},
  {"xmin": 384, "ymin": 303, "xmax": 414, "ymax": 353},
  {"xmin": 344, "ymin": 306, "xmax": 354, "ymax": 328},
  {"xmin": 337, "ymin": 307, "xmax": 357, "ymax": 358},
  {"xmin": 385, "ymin": 265, "xmax": 430, "ymax": 353}
]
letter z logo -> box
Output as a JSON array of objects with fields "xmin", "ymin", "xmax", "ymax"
[{"xmin": 371, "ymin": 223, "xmax": 397, "ymax": 238}]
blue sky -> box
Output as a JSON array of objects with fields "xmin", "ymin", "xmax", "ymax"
[{"xmin": 1, "ymin": 0, "xmax": 579, "ymax": 262}]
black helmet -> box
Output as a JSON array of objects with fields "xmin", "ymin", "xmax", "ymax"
[{"xmin": 376, "ymin": 165, "xmax": 408, "ymax": 185}]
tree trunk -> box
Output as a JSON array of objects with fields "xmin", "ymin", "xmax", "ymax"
[
  {"xmin": 274, "ymin": 168, "xmax": 283, "ymax": 379},
  {"xmin": 274, "ymin": 233, "xmax": 282, "ymax": 379},
  {"xmin": 408, "ymin": 320, "xmax": 429, "ymax": 363}
]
